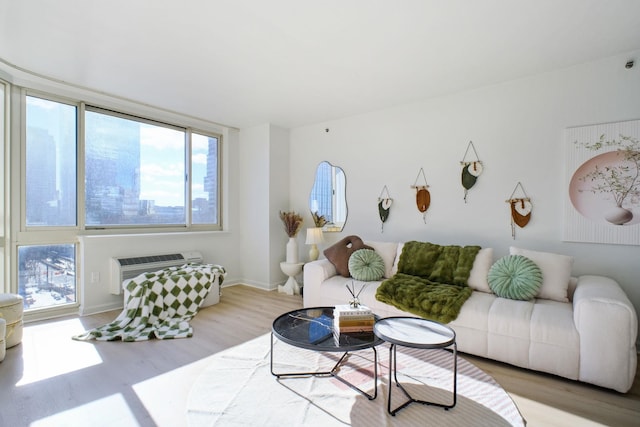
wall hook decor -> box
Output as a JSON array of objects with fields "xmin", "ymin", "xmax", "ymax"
[
  {"xmin": 378, "ymin": 185, "xmax": 393, "ymax": 233},
  {"xmin": 506, "ymin": 181, "xmax": 532, "ymax": 239},
  {"xmin": 460, "ymin": 141, "xmax": 483, "ymax": 203},
  {"xmin": 411, "ymin": 168, "xmax": 430, "ymax": 223}
]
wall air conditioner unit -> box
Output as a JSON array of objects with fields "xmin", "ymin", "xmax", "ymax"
[{"xmin": 109, "ymin": 251, "xmax": 203, "ymax": 295}]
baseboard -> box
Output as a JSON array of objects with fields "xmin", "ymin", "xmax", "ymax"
[
  {"xmin": 223, "ymin": 279, "xmax": 277, "ymax": 292},
  {"xmin": 80, "ymin": 301, "xmax": 123, "ymax": 316}
]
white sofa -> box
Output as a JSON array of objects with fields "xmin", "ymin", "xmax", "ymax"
[{"xmin": 303, "ymin": 241, "xmax": 638, "ymax": 393}]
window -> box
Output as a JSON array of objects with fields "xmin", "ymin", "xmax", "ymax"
[
  {"xmin": 85, "ymin": 109, "xmax": 187, "ymax": 226},
  {"xmin": 25, "ymin": 97, "xmax": 77, "ymax": 227},
  {"xmin": 24, "ymin": 96, "xmax": 78, "ymax": 311},
  {"xmin": 19, "ymin": 94, "xmax": 222, "ymax": 314},
  {"xmin": 191, "ymin": 132, "xmax": 219, "ymax": 225},
  {"xmin": 24, "ymin": 97, "xmax": 221, "ymax": 230},
  {"xmin": 18, "ymin": 244, "xmax": 76, "ymax": 310}
]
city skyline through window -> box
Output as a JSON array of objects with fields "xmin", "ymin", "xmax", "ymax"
[{"xmin": 21, "ymin": 95, "xmax": 221, "ymax": 313}]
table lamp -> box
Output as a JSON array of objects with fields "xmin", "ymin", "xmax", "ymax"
[{"xmin": 305, "ymin": 227, "xmax": 325, "ymax": 261}]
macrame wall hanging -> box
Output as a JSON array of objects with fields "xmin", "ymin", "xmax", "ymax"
[
  {"xmin": 506, "ymin": 182, "xmax": 532, "ymax": 239},
  {"xmin": 460, "ymin": 141, "xmax": 483, "ymax": 203},
  {"xmin": 377, "ymin": 185, "xmax": 393, "ymax": 232},
  {"xmin": 411, "ymin": 168, "xmax": 431, "ymax": 223}
]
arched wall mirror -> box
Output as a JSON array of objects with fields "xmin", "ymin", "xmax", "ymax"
[{"xmin": 309, "ymin": 161, "xmax": 347, "ymax": 232}]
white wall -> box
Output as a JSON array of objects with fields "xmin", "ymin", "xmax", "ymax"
[
  {"xmin": 289, "ymin": 50, "xmax": 640, "ymax": 316},
  {"xmin": 238, "ymin": 123, "xmax": 290, "ymax": 290},
  {"xmin": 268, "ymin": 125, "xmax": 292, "ymax": 284}
]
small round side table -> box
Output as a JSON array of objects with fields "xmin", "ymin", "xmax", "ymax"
[
  {"xmin": 374, "ymin": 316, "xmax": 457, "ymax": 416},
  {"xmin": 279, "ymin": 262, "xmax": 304, "ymax": 295}
]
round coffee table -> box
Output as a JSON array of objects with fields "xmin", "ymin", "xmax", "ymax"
[
  {"xmin": 270, "ymin": 307, "xmax": 384, "ymax": 399},
  {"xmin": 374, "ymin": 316, "xmax": 457, "ymax": 415}
]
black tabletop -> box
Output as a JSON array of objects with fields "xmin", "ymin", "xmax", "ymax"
[{"xmin": 272, "ymin": 307, "xmax": 384, "ymax": 352}]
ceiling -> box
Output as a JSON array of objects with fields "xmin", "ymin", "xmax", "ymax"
[{"xmin": 2, "ymin": 1, "xmax": 640, "ymax": 129}]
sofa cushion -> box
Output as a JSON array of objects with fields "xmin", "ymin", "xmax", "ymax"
[
  {"xmin": 348, "ymin": 249, "xmax": 385, "ymax": 281},
  {"xmin": 487, "ymin": 297, "xmax": 535, "ymax": 368},
  {"xmin": 488, "ymin": 255, "xmax": 542, "ymax": 300},
  {"xmin": 324, "ymin": 235, "xmax": 372, "ymax": 277},
  {"xmin": 467, "ymin": 247, "xmax": 493, "ymax": 293},
  {"xmin": 510, "ymin": 247, "xmax": 573, "ymax": 302},
  {"xmin": 364, "ymin": 241, "xmax": 398, "ymax": 278},
  {"xmin": 390, "ymin": 243, "xmax": 404, "ymax": 276},
  {"xmin": 449, "ymin": 291, "xmax": 497, "ymax": 355}
]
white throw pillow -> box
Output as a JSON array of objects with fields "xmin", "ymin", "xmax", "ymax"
[
  {"xmin": 365, "ymin": 241, "xmax": 398, "ymax": 279},
  {"xmin": 509, "ymin": 247, "xmax": 574, "ymax": 302},
  {"xmin": 468, "ymin": 248, "xmax": 494, "ymax": 293},
  {"xmin": 390, "ymin": 242, "xmax": 404, "ymax": 277}
]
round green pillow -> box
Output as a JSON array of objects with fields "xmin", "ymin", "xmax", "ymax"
[
  {"xmin": 488, "ymin": 255, "xmax": 543, "ymax": 300},
  {"xmin": 348, "ymin": 249, "xmax": 385, "ymax": 281}
]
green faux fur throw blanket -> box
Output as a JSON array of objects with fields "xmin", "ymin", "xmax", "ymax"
[{"xmin": 375, "ymin": 241, "xmax": 480, "ymax": 323}]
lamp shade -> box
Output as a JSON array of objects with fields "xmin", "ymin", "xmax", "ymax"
[
  {"xmin": 305, "ymin": 227, "xmax": 325, "ymax": 245},
  {"xmin": 305, "ymin": 227, "xmax": 324, "ymax": 261}
]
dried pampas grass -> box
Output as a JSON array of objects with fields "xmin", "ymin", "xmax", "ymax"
[{"xmin": 279, "ymin": 211, "xmax": 303, "ymax": 237}]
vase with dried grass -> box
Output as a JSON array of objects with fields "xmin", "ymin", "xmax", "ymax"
[{"xmin": 280, "ymin": 211, "xmax": 303, "ymax": 263}]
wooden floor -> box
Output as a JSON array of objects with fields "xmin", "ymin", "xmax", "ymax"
[{"xmin": 0, "ymin": 284, "xmax": 638, "ymax": 426}]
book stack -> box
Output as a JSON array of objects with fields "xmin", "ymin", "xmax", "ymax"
[{"xmin": 333, "ymin": 305, "xmax": 375, "ymax": 341}]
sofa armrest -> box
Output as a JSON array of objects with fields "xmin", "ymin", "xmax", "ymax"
[
  {"xmin": 303, "ymin": 259, "xmax": 337, "ymax": 308},
  {"xmin": 573, "ymin": 275, "xmax": 638, "ymax": 392}
]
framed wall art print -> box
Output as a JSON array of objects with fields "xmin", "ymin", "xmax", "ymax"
[{"xmin": 564, "ymin": 119, "xmax": 640, "ymax": 245}]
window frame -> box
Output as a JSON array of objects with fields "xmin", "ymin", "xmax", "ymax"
[
  {"xmin": 7, "ymin": 85, "xmax": 225, "ymax": 319},
  {"xmin": 21, "ymin": 91, "xmax": 223, "ymax": 234}
]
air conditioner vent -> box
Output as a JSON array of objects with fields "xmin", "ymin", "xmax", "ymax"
[
  {"xmin": 117, "ymin": 253, "xmax": 185, "ymax": 266},
  {"xmin": 110, "ymin": 251, "xmax": 203, "ymax": 295}
]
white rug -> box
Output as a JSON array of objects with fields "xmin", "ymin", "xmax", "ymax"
[{"xmin": 187, "ymin": 334, "xmax": 526, "ymax": 426}]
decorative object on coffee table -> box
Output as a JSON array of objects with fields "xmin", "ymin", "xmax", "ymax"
[
  {"xmin": 345, "ymin": 280, "xmax": 368, "ymax": 308},
  {"xmin": 333, "ymin": 304, "xmax": 375, "ymax": 343}
]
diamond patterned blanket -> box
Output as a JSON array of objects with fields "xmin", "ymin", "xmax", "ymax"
[{"xmin": 73, "ymin": 263, "xmax": 226, "ymax": 342}]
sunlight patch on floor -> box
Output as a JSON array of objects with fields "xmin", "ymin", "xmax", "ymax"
[
  {"xmin": 17, "ymin": 318, "xmax": 102, "ymax": 386},
  {"xmin": 132, "ymin": 354, "xmax": 216, "ymax": 426},
  {"xmin": 510, "ymin": 393, "xmax": 608, "ymax": 427},
  {"xmin": 30, "ymin": 393, "xmax": 138, "ymax": 427}
]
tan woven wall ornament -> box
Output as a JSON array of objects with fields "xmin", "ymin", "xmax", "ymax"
[
  {"xmin": 505, "ymin": 182, "xmax": 532, "ymax": 239},
  {"xmin": 411, "ymin": 168, "xmax": 431, "ymax": 223}
]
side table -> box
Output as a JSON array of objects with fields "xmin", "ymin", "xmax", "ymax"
[
  {"xmin": 279, "ymin": 262, "xmax": 304, "ymax": 295},
  {"xmin": 374, "ymin": 316, "xmax": 457, "ymax": 416}
]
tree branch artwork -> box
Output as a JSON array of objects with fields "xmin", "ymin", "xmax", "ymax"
[{"xmin": 574, "ymin": 134, "xmax": 640, "ymax": 225}]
